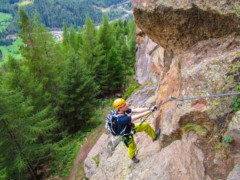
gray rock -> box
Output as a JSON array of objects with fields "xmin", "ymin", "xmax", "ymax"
[{"xmin": 227, "ymin": 164, "xmax": 240, "ymax": 180}]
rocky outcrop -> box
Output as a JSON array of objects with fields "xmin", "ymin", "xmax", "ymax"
[
  {"xmin": 131, "ymin": 0, "xmax": 240, "ymax": 54},
  {"xmin": 228, "ymin": 164, "xmax": 240, "ymax": 180},
  {"xmin": 158, "ymin": 34, "xmax": 240, "ymax": 136},
  {"xmin": 127, "ymin": 133, "xmax": 207, "ymax": 180},
  {"xmin": 84, "ymin": 134, "xmax": 109, "ymax": 178},
  {"xmin": 86, "ymin": 1, "xmax": 240, "ymax": 179}
]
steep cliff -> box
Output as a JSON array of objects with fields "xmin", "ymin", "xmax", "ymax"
[
  {"xmin": 85, "ymin": 1, "xmax": 240, "ymax": 179},
  {"xmin": 132, "ymin": 0, "xmax": 240, "ymax": 54}
]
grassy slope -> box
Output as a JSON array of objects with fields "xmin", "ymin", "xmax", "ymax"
[
  {"xmin": 0, "ymin": 12, "xmax": 21, "ymax": 64},
  {"xmin": 0, "ymin": 39, "xmax": 22, "ymax": 64}
]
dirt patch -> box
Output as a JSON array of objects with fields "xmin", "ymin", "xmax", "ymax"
[{"xmin": 68, "ymin": 125, "xmax": 106, "ymax": 180}]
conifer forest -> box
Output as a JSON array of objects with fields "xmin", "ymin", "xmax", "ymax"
[{"xmin": 0, "ymin": 0, "xmax": 136, "ymax": 179}]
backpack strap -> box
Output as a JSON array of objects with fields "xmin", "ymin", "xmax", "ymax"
[{"xmin": 119, "ymin": 125, "xmax": 127, "ymax": 136}]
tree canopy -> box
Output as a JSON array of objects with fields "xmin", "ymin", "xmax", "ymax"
[{"xmin": 0, "ymin": 9, "xmax": 136, "ymax": 179}]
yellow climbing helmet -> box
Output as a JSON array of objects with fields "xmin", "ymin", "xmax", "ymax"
[{"xmin": 113, "ymin": 98, "xmax": 126, "ymax": 110}]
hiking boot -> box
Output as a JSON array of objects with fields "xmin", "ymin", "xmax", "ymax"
[
  {"xmin": 153, "ymin": 128, "xmax": 161, "ymax": 142},
  {"xmin": 131, "ymin": 156, "xmax": 140, "ymax": 163}
]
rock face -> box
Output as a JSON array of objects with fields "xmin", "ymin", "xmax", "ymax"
[
  {"xmin": 131, "ymin": 0, "xmax": 240, "ymax": 54},
  {"xmin": 127, "ymin": 133, "xmax": 206, "ymax": 180},
  {"xmin": 86, "ymin": 1, "xmax": 240, "ymax": 179},
  {"xmin": 84, "ymin": 134, "xmax": 109, "ymax": 178}
]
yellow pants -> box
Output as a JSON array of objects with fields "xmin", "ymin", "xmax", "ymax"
[{"xmin": 121, "ymin": 122, "xmax": 156, "ymax": 159}]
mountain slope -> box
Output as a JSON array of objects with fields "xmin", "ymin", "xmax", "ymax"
[{"xmin": 85, "ymin": 0, "xmax": 240, "ymax": 179}]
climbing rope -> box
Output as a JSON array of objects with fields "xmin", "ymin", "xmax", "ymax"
[
  {"xmin": 139, "ymin": 92, "xmax": 240, "ymax": 125},
  {"xmin": 168, "ymin": 92, "xmax": 240, "ymax": 102}
]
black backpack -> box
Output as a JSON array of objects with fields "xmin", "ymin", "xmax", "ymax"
[{"xmin": 106, "ymin": 110, "xmax": 124, "ymax": 136}]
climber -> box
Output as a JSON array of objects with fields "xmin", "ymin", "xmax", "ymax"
[{"xmin": 112, "ymin": 98, "xmax": 161, "ymax": 163}]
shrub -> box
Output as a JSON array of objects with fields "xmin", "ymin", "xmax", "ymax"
[{"xmin": 222, "ymin": 136, "xmax": 233, "ymax": 143}]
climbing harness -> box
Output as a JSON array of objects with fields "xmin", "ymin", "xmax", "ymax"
[
  {"xmin": 139, "ymin": 92, "xmax": 240, "ymax": 125},
  {"xmin": 120, "ymin": 135, "xmax": 133, "ymax": 147}
]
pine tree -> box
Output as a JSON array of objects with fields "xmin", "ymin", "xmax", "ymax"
[
  {"xmin": 0, "ymin": 10, "xmax": 61, "ymax": 179},
  {"xmin": 69, "ymin": 25, "xmax": 78, "ymax": 51},
  {"xmin": 58, "ymin": 53, "xmax": 100, "ymax": 132},
  {"xmin": 2, "ymin": 55, "xmax": 23, "ymax": 89},
  {"xmin": 106, "ymin": 47, "xmax": 124, "ymax": 94},
  {"xmin": 119, "ymin": 35, "xmax": 132, "ymax": 90},
  {"xmin": 80, "ymin": 16, "xmax": 97, "ymax": 69},
  {"xmin": 62, "ymin": 23, "xmax": 69, "ymax": 47},
  {"xmin": 0, "ymin": 88, "xmax": 56, "ymax": 179},
  {"xmin": 0, "ymin": 155, "xmax": 7, "ymax": 179},
  {"xmin": 98, "ymin": 14, "xmax": 115, "ymax": 54},
  {"xmin": 93, "ymin": 52, "xmax": 108, "ymax": 96},
  {"xmin": 97, "ymin": 14, "xmax": 122, "ymax": 96},
  {"xmin": 18, "ymin": 9, "xmax": 61, "ymax": 108},
  {"xmin": 91, "ymin": 48, "xmax": 108, "ymax": 96},
  {"xmin": 79, "ymin": 15, "xmax": 106, "ymax": 93},
  {"xmin": 127, "ymin": 20, "xmax": 136, "ymax": 69},
  {"xmin": 114, "ymin": 21, "xmax": 124, "ymax": 40}
]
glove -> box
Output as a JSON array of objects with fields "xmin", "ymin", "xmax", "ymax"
[{"xmin": 149, "ymin": 106, "xmax": 157, "ymax": 112}]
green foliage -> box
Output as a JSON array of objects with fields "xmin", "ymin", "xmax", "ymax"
[
  {"xmin": 0, "ymin": 38, "xmax": 22, "ymax": 61},
  {"xmin": 68, "ymin": 26, "xmax": 78, "ymax": 51},
  {"xmin": 106, "ymin": 47, "xmax": 124, "ymax": 94},
  {"xmin": 123, "ymin": 80, "xmax": 140, "ymax": 99},
  {"xmin": 227, "ymin": 58, "xmax": 240, "ymax": 110},
  {"xmin": 95, "ymin": 14, "xmax": 136, "ymax": 96},
  {"xmin": 215, "ymin": 141, "xmax": 230, "ymax": 154},
  {"xmin": 62, "ymin": 16, "xmax": 137, "ymax": 97},
  {"xmin": 222, "ymin": 136, "xmax": 233, "ymax": 143},
  {"xmin": 75, "ymin": 162, "xmax": 86, "ymax": 179},
  {"xmin": 0, "ymin": 88, "xmax": 57, "ymax": 179},
  {"xmin": 128, "ymin": 20, "xmax": 136, "ymax": 67},
  {"xmin": 99, "ymin": 14, "xmax": 115, "ymax": 52},
  {"xmin": 0, "ymin": 10, "xmax": 61, "ymax": 179},
  {"xmin": 58, "ymin": 53, "xmax": 100, "ymax": 132},
  {"xmin": 25, "ymin": 0, "xmax": 103, "ymax": 28},
  {"xmin": 92, "ymin": 0, "xmax": 126, "ymax": 7},
  {"xmin": 181, "ymin": 123, "xmax": 208, "ymax": 137},
  {"xmin": 89, "ymin": 99, "xmax": 113, "ymax": 128},
  {"xmin": 0, "ymin": 1, "xmax": 20, "ymax": 38},
  {"xmin": 0, "ymin": 155, "xmax": 7, "ymax": 179},
  {"xmin": 0, "ymin": 0, "xmax": 132, "ymax": 54},
  {"xmin": 47, "ymin": 132, "xmax": 87, "ymax": 177},
  {"xmin": 0, "ymin": 49, "xmax": 2, "ymax": 60},
  {"xmin": 18, "ymin": 9, "xmax": 65, "ymax": 108},
  {"xmin": 0, "ymin": 7, "xmax": 136, "ymax": 179},
  {"xmin": 108, "ymin": 9, "xmax": 126, "ymax": 20},
  {"xmin": 79, "ymin": 15, "xmax": 104, "ymax": 74},
  {"xmin": 235, "ymin": 5, "xmax": 240, "ymax": 16},
  {"xmin": 0, "ymin": 12, "xmax": 12, "ymax": 32},
  {"xmin": 48, "ymin": 108, "xmax": 106, "ymax": 178},
  {"xmin": 93, "ymin": 155, "xmax": 100, "ymax": 167},
  {"xmin": 231, "ymin": 97, "xmax": 240, "ymax": 111},
  {"xmin": 215, "ymin": 136, "xmax": 233, "ymax": 157}
]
